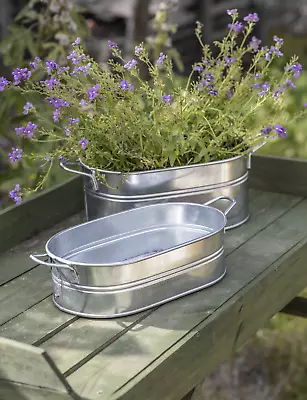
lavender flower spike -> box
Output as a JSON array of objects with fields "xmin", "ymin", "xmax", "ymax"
[
  {"xmin": 135, "ymin": 45, "xmax": 143, "ymax": 55},
  {"xmin": 0, "ymin": 77, "xmax": 9, "ymax": 91},
  {"xmin": 124, "ymin": 59, "xmax": 138, "ymax": 70},
  {"xmin": 274, "ymin": 124, "xmax": 287, "ymax": 137},
  {"xmin": 87, "ymin": 84, "xmax": 100, "ymax": 101},
  {"xmin": 72, "ymin": 37, "xmax": 81, "ymax": 46},
  {"xmin": 46, "ymin": 60, "xmax": 58, "ymax": 74},
  {"xmin": 119, "ymin": 80, "xmax": 134, "ymax": 91},
  {"xmin": 108, "ymin": 40, "xmax": 117, "ymax": 49},
  {"xmin": 9, "ymin": 184, "xmax": 22, "ymax": 205},
  {"xmin": 79, "ymin": 138, "xmax": 89, "ymax": 149},
  {"xmin": 227, "ymin": 9, "xmax": 237, "ymax": 16},
  {"xmin": 243, "ymin": 13, "xmax": 259, "ymax": 23},
  {"xmin": 12, "ymin": 68, "xmax": 31, "ymax": 85},
  {"xmin": 8, "ymin": 147, "xmax": 23, "ymax": 163},
  {"xmin": 260, "ymin": 125, "xmax": 272, "ymax": 135},
  {"xmin": 228, "ymin": 22, "xmax": 243, "ymax": 33},
  {"xmin": 161, "ymin": 94, "xmax": 174, "ymax": 103},
  {"xmin": 23, "ymin": 102, "xmax": 33, "ymax": 115},
  {"xmin": 156, "ymin": 52, "xmax": 166, "ymax": 65},
  {"xmin": 29, "ymin": 57, "xmax": 41, "ymax": 70},
  {"xmin": 292, "ymin": 62, "xmax": 303, "ymax": 79}
]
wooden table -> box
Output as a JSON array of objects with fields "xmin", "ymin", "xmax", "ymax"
[{"xmin": 1, "ymin": 155, "xmax": 307, "ymax": 400}]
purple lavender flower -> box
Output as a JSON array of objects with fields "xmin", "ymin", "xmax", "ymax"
[
  {"xmin": 227, "ymin": 9, "xmax": 237, "ymax": 16},
  {"xmin": 29, "ymin": 57, "xmax": 41, "ymax": 70},
  {"xmin": 64, "ymin": 126, "xmax": 71, "ymax": 136},
  {"xmin": 224, "ymin": 56, "xmax": 236, "ymax": 66},
  {"xmin": 292, "ymin": 62, "xmax": 303, "ymax": 79},
  {"xmin": 258, "ymin": 82, "xmax": 270, "ymax": 97},
  {"xmin": 286, "ymin": 80, "xmax": 296, "ymax": 89},
  {"xmin": 260, "ymin": 125, "xmax": 272, "ymax": 135},
  {"xmin": 249, "ymin": 36, "xmax": 262, "ymax": 52},
  {"xmin": 67, "ymin": 50, "xmax": 85, "ymax": 65},
  {"xmin": 274, "ymin": 124, "xmax": 287, "ymax": 137},
  {"xmin": 273, "ymin": 36, "xmax": 283, "ymax": 46},
  {"xmin": 135, "ymin": 45, "xmax": 143, "ymax": 55},
  {"xmin": 226, "ymin": 89, "xmax": 233, "ymax": 98},
  {"xmin": 23, "ymin": 102, "xmax": 32, "ymax": 115},
  {"xmin": 119, "ymin": 80, "xmax": 134, "ymax": 91},
  {"xmin": 49, "ymin": 97, "xmax": 70, "ymax": 108},
  {"xmin": 71, "ymin": 63, "xmax": 91, "ymax": 76},
  {"xmin": 244, "ymin": 13, "xmax": 259, "ymax": 23},
  {"xmin": 42, "ymin": 75, "xmax": 60, "ymax": 90},
  {"xmin": 69, "ymin": 117, "xmax": 80, "ymax": 125},
  {"xmin": 252, "ymin": 82, "xmax": 261, "ymax": 89},
  {"xmin": 8, "ymin": 147, "xmax": 23, "ymax": 162},
  {"xmin": 12, "ymin": 68, "xmax": 31, "ymax": 85},
  {"xmin": 161, "ymin": 94, "xmax": 174, "ymax": 103},
  {"xmin": 108, "ymin": 40, "xmax": 117, "ymax": 49},
  {"xmin": 194, "ymin": 66, "xmax": 204, "ymax": 72},
  {"xmin": 15, "ymin": 126, "xmax": 25, "ymax": 136},
  {"xmin": 87, "ymin": 84, "xmax": 100, "ymax": 101},
  {"xmin": 273, "ymin": 87, "xmax": 285, "ymax": 99},
  {"xmin": 0, "ymin": 77, "xmax": 9, "ymax": 91},
  {"xmin": 79, "ymin": 138, "xmax": 89, "ymax": 149},
  {"xmin": 24, "ymin": 122, "xmax": 37, "ymax": 137},
  {"xmin": 80, "ymin": 99, "xmax": 88, "ymax": 107},
  {"xmin": 156, "ymin": 52, "xmax": 166, "ymax": 65},
  {"xmin": 201, "ymin": 73, "xmax": 214, "ymax": 87},
  {"xmin": 72, "ymin": 37, "xmax": 81, "ymax": 46},
  {"xmin": 53, "ymin": 108, "xmax": 61, "ymax": 122},
  {"xmin": 124, "ymin": 59, "xmax": 138, "ymax": 70},
  {"xmin": 57, "ymin": 66, "xmax": 70, "ymax": 75},
  {"xmin": 208, "ymin": 88, "xmax": 218, "ymax": 96},
  {"xmin": 9, "ymin": 184, "xmax": 22, "ymax": 205},
  {"xmin": 228, "ymin": 22, "xmax": 243, "ymax": 33},
  {"xmin": 253, "ymin": 73, "xmax": 262, "ymax": 79},
  {"xmin": 46, "ymin": 60, "xmax": 58, "ymax": 74}
]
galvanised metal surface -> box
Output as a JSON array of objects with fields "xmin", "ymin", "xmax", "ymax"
[
  {"xmin": 61, "ymin": 155, "xmax": 249, "ymax": 229},
  {"xmin": 30, "ymin": 197, "xmax": 235, "ymax": 318}
]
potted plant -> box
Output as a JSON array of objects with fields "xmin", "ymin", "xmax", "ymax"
[{"xmin": 1, "ymin": 9, "xmax": 305, "ymax": 228}]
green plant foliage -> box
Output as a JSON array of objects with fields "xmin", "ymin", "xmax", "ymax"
[{"xmin": 0, "ymin": 0, "xmax": 89, "ymax": 207}]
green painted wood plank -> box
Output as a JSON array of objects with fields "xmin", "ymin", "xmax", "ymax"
[
  {"xmin": 0, "ymin": 213, "xmax": 84, "ymax": 286},
  {"xmin": 0, "ymin": 177, "xmax": 83, "ymax": 254},
  {"xmin": 41, "ymin": 312, "xmax": 151, "ymax": 375},
  {"xmin": 0, "ymin": 297, "xmax": 77, "ymax": 346},
  {"xmin": 113, "ymin": 238, "xmax": 307, "ymax": 400},
  {"xmin": 0, "ymin": 267, "xmax": 52, "ymax": 326},
  {"xmin": 0, "ymin": 337, "xmax": 72, "ymax": 393},
  {"xmin": 0, "ymin": 382, "xmax": 82, "ymax": 400},
  {"xmin": 66, "ymin": 198, "xmax": 307, "ymax": 399},
  {"xmin": 250, "ymin": 155, "xmax": 307, "ymax": 197}
]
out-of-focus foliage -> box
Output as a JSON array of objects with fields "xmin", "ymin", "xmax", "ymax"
[{"xmin": 0, "ymin": 0, "xmax": 89, "ymax": 208}]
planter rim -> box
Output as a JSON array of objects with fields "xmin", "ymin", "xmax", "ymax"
[{"xmin": 79, "ymin": 153, "xmax": 247, "ymax": 176}]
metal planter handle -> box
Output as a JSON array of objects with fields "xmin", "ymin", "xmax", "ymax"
[
  {"xmin": 30, "ymin": 253, "xmax": 79, "ymax": 283},
  {"xmin": 204, "ymin": 196, "xmax": 236, "ymax": 216},
  {"xmin": 60, "ymin": 161, "xmax": 99, "ymax": 191}
]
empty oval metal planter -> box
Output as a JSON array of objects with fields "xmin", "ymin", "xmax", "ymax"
[
  {"xmin": 60, "ymin": 154, "xmax": 249, "ymax": 230},
  {"xmin": 30, "ymin": 196, "xmax": 235, "ymax": 318}
]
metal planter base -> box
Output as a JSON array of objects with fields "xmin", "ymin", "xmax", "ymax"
[{"xmin": 52, "ymin": 250, "xmax": 226, "ymax": 318}]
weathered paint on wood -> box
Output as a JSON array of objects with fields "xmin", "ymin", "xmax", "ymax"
[
  {"xmin": 66, "ymin": 198, "xmax": 307, "ymax": 399},
  {"xmin": 0, "ymin": 337, "xmax": 73, "ymax": 394},
  {"xmin": 0, "ymin": 298, "xmax": 77, "ymax": 346},
  {"xmin": 0, "ymin": 213, "xmax": 83, "ymax": 286},
  {"xmin": 0, "ymin": 267, "xmax": 52, "ymax": 326},
  {"xmin": 250, "ymin": 155, "xmax": 307, "ymax": 197},
  {"xmin": 111, "ymin": 238, "xmax": 307, "ymax": 400},
  {"xmin": 0, "ymin": 382, "xmax": 79, "ymax": 400},
  {"xmin": 0, "ymin": 177, "xmax": 83, "ymax": 254}
]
